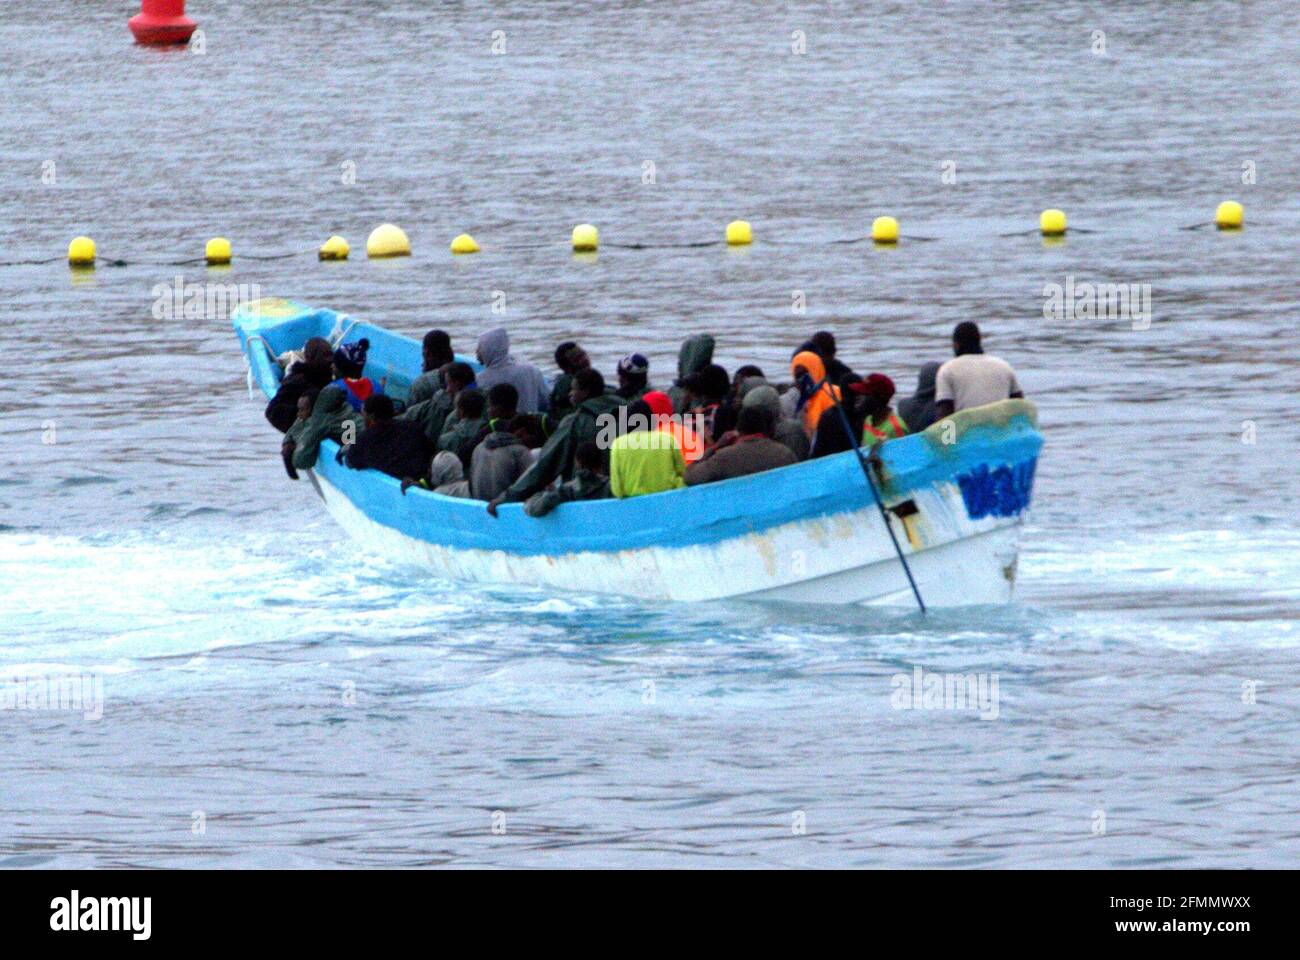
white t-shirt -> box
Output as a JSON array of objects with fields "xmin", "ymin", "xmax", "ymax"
[{"xmin": 935, "ymin": 354, "xmax": 1022, "ymax": 412}]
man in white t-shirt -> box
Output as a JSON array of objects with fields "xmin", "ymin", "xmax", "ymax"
[{"xmin": 934, "ymin": 322, "xmax": 1024, "ymax": 418}]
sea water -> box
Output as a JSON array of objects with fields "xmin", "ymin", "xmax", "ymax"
[{"xmin": 0, "ymin": 0, "xmax": 1297, "ymax": 867}]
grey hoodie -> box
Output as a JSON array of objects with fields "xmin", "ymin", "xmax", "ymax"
[
  {"xmin": 475, "ymin": 327, "xmax": 549, "ymax": 413},
  {"xmin": 429, "ymin": 451, "xmax": 472, "ymax": 498},
  {"xmin": 898, "ymin": 361, "xmax": 942, "ymax": 433},
  {"xmin": 742, "ymin": 382, "xmax": 810, "ymax": 461},
  {"xmin": 469, "ymin": 430, "xmax": 533, "ymax": 501}
]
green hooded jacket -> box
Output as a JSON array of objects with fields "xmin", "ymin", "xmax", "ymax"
[
  {"xmin": 292, "ymin": 386, "xmax": 365, "ymax": 470},
  {"xmin": 667, "ymin": 334, "xmax": 715, "ymax": 414},
  {"xmin": 407, "ymin": 369, "xmax": 444, "ymax": 406},
  {"xmin": 437, "ymin": 411, "xmax": 486, "ymax": 462},
  {"xmin": 503, "ymin": 393, "xmax": 625, "ymax": 502},
  {"xmin": 400, "ymin": 389, "xmax": 455, "ymax": 443}
]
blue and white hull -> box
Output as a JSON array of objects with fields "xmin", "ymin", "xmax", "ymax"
[{"xmin": 235, "ymin": 299, "xmax": 1043, "ymax": 606}]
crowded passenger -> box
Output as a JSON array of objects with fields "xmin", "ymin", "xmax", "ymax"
[
  {"xmin": 487, "ymin": 367, "xmax": 623, "ymax": 516},
  {"xmin": 343, "ymin": 394, "xmax": 434, "ymax": 481},
  {"xmin": 609, "ymin": 399, "xmax": 686, "ymax": 498},
  {"xmin": 437, "ymin": 388, "xmax": 488, "ymax": 467},
  {"xmin": 934, "ymin": 321, "xmax": 1024, "ymax": 417},
  {"xmin": 685, "ymin": 405, "xmax": 798, "ymax": 485},
  {"xmin": 408, "ymin": 329, "xmax": 455, "ymax": 404},
  {"xmin": 668, "ymin": 334, "xmax": 715, "ymax": 413},
  {"xmin": 284, "ymin": 382, "xmax": 364, "ymax": 476},
  {"xmin": 549, "ymin": 341, "xmax": 590, "ymax": 420},
  {"xmin": 899, "ymin": 361, "xmax": 942, "ymax": 433},
  {"xmin": 276, "ymin": 321, "xmax": 1026, "ymax": 514},
  {"xmin": 858, "ymin": 374, "xmax": 909, "ymax": 442},
  {"xmin": 615, "ymin": 353, "xmax": 651, "ymax": 401},
  {"xmin": 399, "ymin": 360, "xmax": 475, "ymax": 443},
  {"xmin": 332, "ymin": 339, "xmax": 382, "ymax": 411},
  {"xmin": 266, "ymin": 336, "xmax": 334, "ymax": 433},
  {"xmin": 469, "ymin": 417, "xmax": 535, "ymax": 502},
  {"xmin": 524, "ymin": 441, "xmax": 610, "ymax": 517},
  {"xmin": 475, "ymin": 327, "xmax": 549, "ymax": 413},
  {"xmin": 679, "ymin": 362, "xmax": 733, "ymax": 443}
]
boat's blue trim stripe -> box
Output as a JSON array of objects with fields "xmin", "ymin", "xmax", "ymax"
[{"xmin": 235, "ymin": 303, "xmax": 1043, "ymax": 557}]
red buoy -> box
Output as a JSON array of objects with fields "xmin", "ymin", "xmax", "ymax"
[{"xmin": 128, "ymin": 0, "xmax": 197, "ymax": 45}]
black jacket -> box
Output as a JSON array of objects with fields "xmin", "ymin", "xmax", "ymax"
[
  {"xmin": 265, "ymin": 360, "xmax": 334, "ymax": 433},
  {"xmin": 344, "ymin": 419, "xmax": 435, "ymax": 480}
]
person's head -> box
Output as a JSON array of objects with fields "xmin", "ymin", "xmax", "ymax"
[
  {"xmin": 741, "ymin": 383, "xmax": 782, "ymax": 420},
  {"xmin": 303, "ymin": 337, "xmax": 333, "ymax": 366},
  {"xmin": 363, "ymin": 392, "xmax": 396, "ymax": 426},
  {"xmin": 456, "ymin": 387, "xmax": 486, "ymax": 420},
  {"xmin": 422, "ymin": 330, "xmax": 453, "ymax": 372},
  {"xmin": 429, "ymin": 450, "xmax": 464, "ymax": 487},
  {"xmin": 849, "ymin": 373, "xmax": 896, "ymax": 417},
  {"xmin": 444, "ymin": 361, "xmax": 475, "ymax": 395},
  {"xmin": 643, "ymin": 390, "xmax": 673, "ymax": 423},
  {"xmin": 487, "ymin": 383, "xmax": 519, "ymax": 420},
  {"xmin": 575, "ymin": 440, "xmax": 607, "ymax": 476},
  {"xmin": 790, "ymin": 349, "xmax": 827, "ymax": 385},
  {"xmin": 737, "ymin": 404, "xmax": 776, "ymax": 438},
  {"xmin": 510, "ymin": 414, "xmax": 546, "ymax": 449},
  {"xmin": 476, "ymin": 327, "xmax": 510, "ymax": 366},
  {"xmin": 555, "ymin": 341, "xmax": 590, "ymax": 375},
  {"xmin": 953, "ymin": 321, "xmax": 982, "ymax": 356},
  {"xmin": 296, "ymin": 389, "xmax": 320, "ymax": 421},
  {"xmin": 810, "ymin": 330, "xmax": 837, "ymax": 360},
  {"xmin": 334, "ymin": 338, "xmax": 370, "ymax": 379},
  {"xmin": 914, "ymin": 361, "xmax": 942, "ymax": 397},
  {"xmin": 626, "ymin": 399, "xmax": 653, "ymax": 433},
  {"xmin": 617, "ymin": 353, "xmax": 649, "ymax": 395},
  {"xmin": 571, "ymin": 367, "xmax": 605, "ymax": 406},
  {"xmin": 683, "ymin": 363, "xmax": 729, "ymax": 404},
  {"xmin": 731, "ymin": 365, "xmax": 764, "ymax": 395}
]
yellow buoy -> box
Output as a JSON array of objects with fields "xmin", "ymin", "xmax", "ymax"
[
  {"xmin": 1040, "ymin": 209, "xmax": 1067, "ymax": 236},
  {"xmin": 871, "ymin": 216, "xmax": 899, "ymax": 244},
  {"xmin": 367, "ymin": 223, "xmax": 411, "ymax": 258},
  {"xmin": 726, "ymin": 220, "xmax": 753, "ymax": 246},
  {"xmin": 318, "ymin": 235, "xmax": 350, "ymax": 260},
  {"xmin": 205, "ymin": 237, "xmax": 232, "ymax": 265},
  {"xmin": 67, "ymin": 236, "xmax": 96, "ymax": 266},
  {"xmin": 450, "ymin": 233, "xmax": 480, "ymax": 255},
  {"xmin": 571, "ymin": 223, "xmax": 599, "ymax": 252},
  {"xmin": 1215, "ymin": 200, "xmax": 1244, "ymax": 229}
]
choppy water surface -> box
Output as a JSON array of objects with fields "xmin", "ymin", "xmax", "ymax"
[{"xmin": 1, "ymin": 1, "xmax": 1297, "ymax": 867}]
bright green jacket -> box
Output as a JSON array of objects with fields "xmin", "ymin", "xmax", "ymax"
[{"xmin": 609, "ymin": 429, "xmax": 685, "ymax": 498}]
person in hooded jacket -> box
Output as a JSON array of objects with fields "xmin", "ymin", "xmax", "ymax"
[
  {"xmin": 437, "ymin": 389, "xmax": 488, "ymax": 467},
  {"xmin": 667, "ymin": 334, "xmax": 715, "ymax": 414},
  {"xmin": 524, "ymin": 441, "xmax": 611, "ymax": 517},
  {"xmin": 679, "ymin": 363, "xmax": 733, "ymax": 443},
  {"xmin": 685, "ymin": 405, "xmax": 798, "ymax": 485},
  {"xmin": 805, "ymin": 330, "xmax": 858, "ymax": 386},
  {"xmin": 898, "ymin": 361, "xmax": 943, "ymax": 433},
  {"xmin": 407, "ymin": 330, "xmax": 456, "ymax": 405},
  {"xmin": 469, "ymin": 416, "xmax": 534, "ymax": 501},
  {"xmin": 487, "ymin": 367, "xmax": 624, "ymax": 516},
  {"xmin": 331, "ymin": 339, "xmax": 382, "ymax": 411},
  {"xmin": 790, "ymin": 350, "xmax": 841, "ymax": 440},
  {"xmin": 739, "ymin": 380, "xmax": 810, "ymax": 461},
  {"xmin": 402, "ymin": 450, "xmax": 472, "ymax": 498},
  {"xmin": 609, "ymin": 399, "xmax": 685, "ymax": 498},
  {"xmin": 399, "ymin": 361, "xmax": 475, "ymax": 444},
  {"xmin": 475, "ymin": 327, "xmax": 549, "ymax": 413},
  {"xmin": 343, "ymin": 394, "xmax": 435, "ymax": 481},
  {"xmin": 266, "ymin": 337, "xmax": 335, "ymax": 433},
  {"xmin": 460, "ymin": 383, "xmax": 520, "ymax": 466},
  {"xmin": 286, "ymin": 384, "xmax": 365, "ymax": 473}
]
